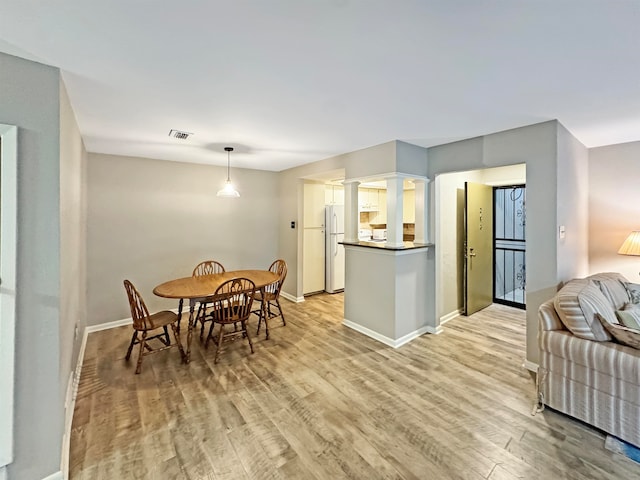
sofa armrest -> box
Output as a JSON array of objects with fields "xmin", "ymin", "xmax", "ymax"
[{"xmin": 539, "ymin": 299, "xmax": 565, "ymax": 332}]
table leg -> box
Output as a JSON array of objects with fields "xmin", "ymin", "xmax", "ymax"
[
  {"xmin": 176, "ymin": 298, "xmax": 184, "ymax": 333},
  {"xmin": 185, "ymin": 299, "xmax": 196, "ymax": 364},
  {"xmin": 261, "ymin": 287, "xmax": 270, "ymax": 340}
]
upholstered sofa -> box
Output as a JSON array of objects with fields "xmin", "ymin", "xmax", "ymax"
[{"xmin": 538, "ymin": 272, "xmax": 640, "ymax": 447}]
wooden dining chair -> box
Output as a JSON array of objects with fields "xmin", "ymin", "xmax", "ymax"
[
  {"xmin": 205, "ymin": 278, "xmax": 256, "ymax": 364},
  {"xmin": 253, "ymin": 259, "xmax": 287, "ymax": 340},
  {"xmin": 193, "ymin": 260, "xmax": 225, "ymax": 277},
  {"xmin": 123, "ymin": 280, "xmax": 184, "ymax": 374},
  {"xmin": 192, "ymin": 260, "xmax": 226, "ymax": 338}
]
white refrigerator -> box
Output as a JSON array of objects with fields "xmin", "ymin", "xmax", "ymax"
[{"xmin": 325, "ymin": 205, "xmax": 345, "ymax": 293}]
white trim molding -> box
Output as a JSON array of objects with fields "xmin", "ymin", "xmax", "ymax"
[
  {"xmin": 343, "ymin": 319, "xmax": 434, "ymax": 348},
  {"xmin": 280, "ymin": 291, "xmax": 304, "ymax": 303},
  {"xmin": 424, "ymin": 324, "xmax": 444, "ymax": 335},
  {"xmin": 86, "ymin": 317, "xmax": 133, "ymax": 334},
  {"xmin": 440, "ymin": 309, "xmax": 462, "ymax": 325},
  {"xmin": 60, "ymin": 325, "xmax": 91, "ymax": 480},
  {"xmin": 523, "ymin": 360, "xmax": 539, "ymax": 372},
  {"xmin": 344, "ymin": 172, "xmax": 430, "ymax": 184}
]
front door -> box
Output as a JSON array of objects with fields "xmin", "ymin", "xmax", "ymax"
[{"xmin": 464, "ymin": 182, "xmax": 494, "ymax": 315}]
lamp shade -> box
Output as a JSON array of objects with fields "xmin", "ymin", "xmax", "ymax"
[{"xmin": 618, "ymin": 231, "xmax": 640, "ymax": 256}]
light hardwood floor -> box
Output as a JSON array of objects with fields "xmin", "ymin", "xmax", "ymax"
[{"xmin": 70, "ymin": 294, "xmax": 640, "ymax": 479}]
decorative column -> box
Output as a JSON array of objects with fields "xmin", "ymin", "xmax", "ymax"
[
  {"xmin": 386, "ymin": 176, "xmax": 404, "ymax": 248},
  {"xmin": 413, "ymin": 178, "xmax": 430, "ymax": 244},
  {"xmin": 343, "ymin": 180, "xmax": 360, "ymax": 243}
]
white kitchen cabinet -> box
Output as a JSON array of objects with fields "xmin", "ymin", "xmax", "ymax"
[
  {"xmin": 370, "ymin": 190, "xmax": 386, "ymax": 224},
  {"xmin": 303, "ymin": 182, "xmax": 326, "ymax": 295},
  {"xmin": 304, "ymin": 182, "xmax": 325, "ymax": 228},
  {"xmin": 303, "ymin": 228, "xmax": 325, "ymax": 294},
  {"xmin": 325, "ymin": 184, "xmax": 344, "ymax": 205},
  {"xmin": 403, "ymin": 189, "xmax": 415, "ymax": 223},
  {"xmin": 358, "ymin": 188, "xmax": 378, "ymax": 211}
]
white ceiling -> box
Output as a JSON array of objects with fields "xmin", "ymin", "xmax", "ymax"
[{"xmin": 1, "ymin": 1, "xmax": 639, "ymax": 171}]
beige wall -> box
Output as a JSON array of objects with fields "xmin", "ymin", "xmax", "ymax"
[
  {"xmin": 86, "ymin": 153, "xmax": 280, "ymax": 324},
  {"xmin": 0, "ymin": 52, "xmax": 64, "ymax": 480},
  {"xmin": 589, "ymin": 141, "xmax": 640, "ymax": 280},
  {"xmin": 557, "ymin": 123, "xmax": 590, "ymax": 281}
]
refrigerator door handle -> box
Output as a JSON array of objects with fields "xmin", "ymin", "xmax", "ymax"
[
  {"xmin": 334, "ymin": 235, "xmax": 338, "ymax": 257},
  {"xmin": 333, "ymin": 213, "xmax": 338, "ymax": 234}
]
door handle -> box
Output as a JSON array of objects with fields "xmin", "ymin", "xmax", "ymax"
[{"xmin": 468, "ymin": 248, "xmax": 477, "ymax": 257}]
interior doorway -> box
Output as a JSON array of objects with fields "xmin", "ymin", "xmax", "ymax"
[{"xmin": 434, "ymin": 164, "xmax": 526, "ymax": 324}]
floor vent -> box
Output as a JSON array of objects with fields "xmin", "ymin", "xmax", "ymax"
[{"xmin": 168, "ymin": 129, "xmax": 193, "ymax": 140}]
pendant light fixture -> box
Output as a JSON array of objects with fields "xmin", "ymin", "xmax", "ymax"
[{"xmin": 216, "ymin": 146, "xmax": 240, "ymax": 197}]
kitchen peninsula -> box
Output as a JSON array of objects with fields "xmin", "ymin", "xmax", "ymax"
[{"xmin": 340, "ymin": 142, "xmax": 437, "ymax": 349}]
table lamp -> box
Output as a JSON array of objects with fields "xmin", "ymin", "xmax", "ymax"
[
  {"xmin": 618, "ymin": 231, "xmax": 640, "ymax": 257},
  {"xmin": 618, "ymin": 231, "xmax": 640, "ymax": 277}
]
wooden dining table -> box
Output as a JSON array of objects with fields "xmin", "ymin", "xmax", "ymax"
[{"xmin": 153, "ymin": 269, "xmax": 279, "ymax": 363}]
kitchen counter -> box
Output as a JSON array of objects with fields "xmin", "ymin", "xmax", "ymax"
[{"xmin": 341, "ymin": 240, "xmax": 433, "ymax": 251}]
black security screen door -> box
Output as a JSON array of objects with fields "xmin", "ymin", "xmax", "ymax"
[{"xmin": 494, "ymin": 185, "xmax": 526, "ymax": 309}]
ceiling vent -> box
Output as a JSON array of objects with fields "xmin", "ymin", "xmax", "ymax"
[{"xmin": 168, "ymin": 129, "xmax": 193, "ymax": 140}]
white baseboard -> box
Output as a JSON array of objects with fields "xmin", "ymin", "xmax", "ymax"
[
  {"xmin": 342, "ymin": 319, "xmax": 433, "ymax": 348},
  {"xmin": 440, "ymin": 309, "xmax": 462, "ymax": 325},
  {"xmin": 85, "ymin": 305, "xmax": 186, "ymax": 334},
  {"xmin": 280, "ymin": 291, "xmax": 304, "ymax": 303},
  {"xmin": 523, "ymin": 360, "xmax": 539, "ymax": 372},
  {"xmin": 60, "ymin": 325, "xmax": 90, "ymax": 480},
  {"xmin": 424, "ymin": 324, "xmax": 444, "ymax": 335},
  {"xmin": 86, "ymin": 317, "xmax": 132, "ymax": 333}
]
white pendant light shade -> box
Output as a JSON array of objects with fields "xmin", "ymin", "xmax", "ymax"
[
  {"xmin": 217, "ymin": 180, "xmax": 240, "ymax": 197},
  {"xmin": 217, "ymin": 146, "xmax": 240, "ymax": 197}
]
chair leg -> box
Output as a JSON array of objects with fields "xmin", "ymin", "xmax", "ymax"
[
  {"xmin": 256, "ymin": 299, "xmax": 270, "ymax": 339},
  {"xmin": 276, "ymin": 298, "xmax": 286, "ymax": 326},
  {"xmin": 126, "ymin": 331, "xmax": 138, "ymax": 361},
  {"xmin": 171, "ymin": 323, "xmax": 185, "ymax": 360},
  {"xmin": 263, "ymin": 315, "xmax": 270, "ymax": 340},
  {"xmin": 243, "ymin": 320, "xmax": 254, "ymax": 354},
  {"xmin": 162, "ymin": 325, "xmax": 171, "ymax": 345},
  {"xmin": 205, "ymin": 320, "xmax": 216, "ymax": 349},
  {"xmin": 135, "ymin": 331, "xmax": 147, "ymax": 374},
  {"xmin": 194, "ymin": 303, "xmax": 203, "ymax": 336},
  {"xmin": 214, "ymin": 324, "xmax": 225, "ymax": 364},
  {"xmin": 256, "ymin": 301, "xmax": 263, "ymax": 335}
]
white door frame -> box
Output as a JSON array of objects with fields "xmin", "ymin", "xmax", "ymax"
[{"xmin": 0, "ymin": 124, "xmax": 18, "ymax": 475}]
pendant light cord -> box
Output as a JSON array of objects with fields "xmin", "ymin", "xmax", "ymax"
[{"xmin": 225, "ymin": 146, "xmax": 233, "ymax": 182}]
